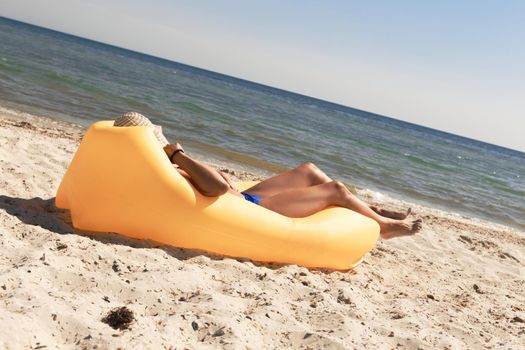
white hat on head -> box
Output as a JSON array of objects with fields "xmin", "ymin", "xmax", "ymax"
[{"xmin": 113, "ymin": 111, "xmax": 169, "ymax": 147}]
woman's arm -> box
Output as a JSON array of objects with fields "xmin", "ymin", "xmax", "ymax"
[
  {"xmin": 164, "ymin": 143, "xmax": 229, "ymax": 197},
  {"xmin": 218, "ymin": 170, "xmax": 238, "ymax": 192}
]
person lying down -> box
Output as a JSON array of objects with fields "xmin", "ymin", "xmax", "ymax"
[{"xmin": 114, "ymin": 112, "xmax": 422, "ymax": 239}]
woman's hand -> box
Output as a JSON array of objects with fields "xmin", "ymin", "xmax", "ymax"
[
  {"xmin": 164, "ymin": 143, "xmax": 184, "ymax": 162},
  {"xmin": 162, "ymin": 143, "xmax": 230, "ymax": 197}
]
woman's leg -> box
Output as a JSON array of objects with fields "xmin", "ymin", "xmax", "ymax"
[
  {"xmin": 246, "ymin": 162, "xmax": 411, "ymax": 220},
  {"xmin": 369, "ymin": 205, "xmax": 412, "ymax": 220},
  {"xmin": 244, "ymin": 162, "xmax": 331, "ymax": 197},
  {"xmin": 259, "ymin": 180, "xmax": 422, "ymax": 239}
]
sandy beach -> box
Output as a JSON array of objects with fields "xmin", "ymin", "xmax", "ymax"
[{"xmin": 1, "ymin": 105, "xmax": 524, "ymax": 349}]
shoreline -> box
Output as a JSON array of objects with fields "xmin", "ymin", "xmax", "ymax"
[
  {"xmin": 2, "ymin": 104, "xmax": 522, "ymax": 234},
  {"xmin": 1, "ymin": 105, "xmax": 524, "ymax": 348}
]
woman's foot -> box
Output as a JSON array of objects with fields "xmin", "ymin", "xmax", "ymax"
[
  {"xmin": 370, "ymin": 205, "xmax": 412, "ymax": 220},
  {"xmin": 379, "ymin": 218, "xmax": 422, "ymax": 239}
]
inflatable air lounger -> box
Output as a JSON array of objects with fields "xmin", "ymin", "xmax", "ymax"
[{"xmin": 55, "ymin": 121, "xmax": 379, "ymax": 270}]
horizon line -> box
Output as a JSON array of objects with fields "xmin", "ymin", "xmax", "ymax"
[{"xmin": 2, "ymin": 15, "xmax": 524, "ymax": 156}]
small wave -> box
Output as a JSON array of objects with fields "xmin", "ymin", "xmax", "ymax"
[
  {"xmin": 477, "ymin": 174, "xmax": 524, "ymax": 197},
  {"xmin": 493, "ymin": 184, "xmax": 525, "ymax": 197},
  {"xmin": 247, "ymin": 132, "xmax": 292, "ymax": 148},
  {"xmin": 0, "ymin": 59, "xmax": 23, "ymax": 74},
  {"xmin": 351, "ymin": 138, "xmax": 399, "ymax": 156},
  {"xmin": 403, "ymin": 153, "xmax": 452, "ymax": 172},
  {"xmin": 38, "ymin": 70, "xmax": 111, "ymax": 99},
  {"xmin": 174, "ymin": 101, "xmax": 230, "ymax": 120},
  {"xmin": 120, "ymin": 96, "xmax": 160, "ymax": 116}
]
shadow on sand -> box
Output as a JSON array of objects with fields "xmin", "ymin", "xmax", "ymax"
[{"xmin": 0, "ymin": 195, "xmax": 308, "ymax": 271}]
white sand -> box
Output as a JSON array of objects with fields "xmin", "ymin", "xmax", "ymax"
[{"xmin": 1, "ymin": 106, "xmax": 524, "ymax": 349}]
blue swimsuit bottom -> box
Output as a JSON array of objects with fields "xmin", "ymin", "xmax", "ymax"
[{"xmin": 241, "ymin": 192, "xmax": 261, "ymax": 205}]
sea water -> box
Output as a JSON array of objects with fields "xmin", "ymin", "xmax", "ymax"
[{"xmin": 0, "ymin": 17, "xmax": 523, "ymax": 231}]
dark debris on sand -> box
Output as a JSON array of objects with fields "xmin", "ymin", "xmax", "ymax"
[{"xmin": 101, "ymin": 306, "xmax": 135, "ymax": 330}]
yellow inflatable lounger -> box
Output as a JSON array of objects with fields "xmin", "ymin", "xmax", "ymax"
[{"xmin": 55, "ymin": 121, "xmax": 379, "ymax": 270}]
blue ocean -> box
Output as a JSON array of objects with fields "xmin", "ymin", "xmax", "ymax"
[{"xmin": 0, "ymin": 17, "xmax": 523, "ymax": 231}]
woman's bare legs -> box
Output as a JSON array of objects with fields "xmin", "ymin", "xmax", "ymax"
[
  {"xmin": 369, "ymin": 206, "xmax": 412, "ymax": 220},
  {"xmin": 245, "ymin": 162, "xmax": 332, "ymax": 197},
  {"xmin": 246, "ymin": 162, "xmax": 411, "ymax": 220},
  {"xmin": 258, "ymin": 180, "xmax": 422, "ymax": 239}
]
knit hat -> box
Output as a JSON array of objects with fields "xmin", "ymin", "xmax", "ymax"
[{"xmin": 114, "ymin": 112, "xmax": 169, "ymax": 147}]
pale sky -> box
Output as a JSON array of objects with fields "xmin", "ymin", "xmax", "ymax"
[{"xmin": 2, "ymin": 0, "xmax": 524, "ymax": 151}]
